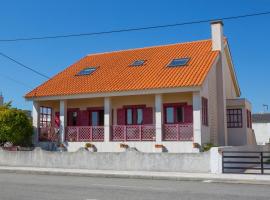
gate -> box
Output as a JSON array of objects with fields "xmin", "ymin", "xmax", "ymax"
[{"xmin": 222, "ymin": 151, "xmax": 270, "ymax": 174}]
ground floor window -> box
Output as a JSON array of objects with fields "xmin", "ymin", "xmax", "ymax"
[
  {"xmin": 126, "ymin": 107, "xmax": 144, "ymax": 125},
  {"xmin": 202, "ymin": 97, "xmax": 208, "ymax": 126},
  {"xmin": 40, "ymin": 107, "xmax": 52, "ymax": 128},
  {"xmin": 164, "ymin": 104, "xmax": 184, "ymax": 124},
  {"xmin": 89, "ymin": 110, "xmax": 104, "ymax": 126},
  {"xmin": 227, "ymin": 109, "xmax": 242, "ymax": 128}
]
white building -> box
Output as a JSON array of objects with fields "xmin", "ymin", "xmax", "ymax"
[
  {"xmin": 252, "ymin": 113, "xmax": 270, "ymax": 145},
  {"xmin": 25, "ymin": 21, "xmax": 255, "ymax": 153}
]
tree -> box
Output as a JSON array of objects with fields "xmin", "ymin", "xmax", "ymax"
[{"xmin": 0, "ymin": 103, "xmax": 33, "ymax": 146}]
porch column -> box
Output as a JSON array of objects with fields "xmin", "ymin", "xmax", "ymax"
[
  {"xmin": 104, "ymin": 97, "xmax": 111, "ymax": 142},
  {"xmin": 155, "ymin": 94, "xmax": 162, "ymax": 143},
  {"xmin": 32, "ymin": 101, "xmax": 40, "ymax": 146},
  {"xmin": 59, "ymin": 100, "xmax": 67, "ymax": 143},
  {"xmin": 193, "ymin": 92, "xmax": 202, "ymax": 146}
]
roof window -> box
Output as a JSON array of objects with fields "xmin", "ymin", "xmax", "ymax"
[
  {"xmin": 168, "ymin": 58, "xmax": 190, "ymax": 67},
  {"xmin": 76, "ymin": 67, "xmax": 96, "ymax": 76},
  {"xmin": 130, "ymin": 60, "xmax": 145, "ymax": 66}
]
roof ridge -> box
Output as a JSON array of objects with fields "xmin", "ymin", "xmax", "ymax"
[{"xmin": 86, "ymin": 38, "xmax": 212, "ymax": 57}]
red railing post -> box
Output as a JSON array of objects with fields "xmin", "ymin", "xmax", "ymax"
[
  {"xmin": 124, "ymin": 126, "xmax": 127, "ymax": 141},
  {"xmin": 76, "ymin": 127, "xmax": 79, "ymax": 142},
  {"xmin": 139, "ymin": 125, "xmax": 142, "ymax": 141},
  {"xmin": 177, "ymin": 124, "xmax": 180, "ymax": 141},
  {"xmin": 90, "ymin": 126, "xmax": 93, "ymax": 141}
]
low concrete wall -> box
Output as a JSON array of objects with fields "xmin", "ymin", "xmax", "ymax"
[{"xmin": 0, "ymin": 148, "xmax": 210, "ymax": 173}]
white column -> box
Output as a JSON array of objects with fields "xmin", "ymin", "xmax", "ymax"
[
  {"xmin": 32, "ymin": 101, "xmax": 40, "ymax": 145},
  {"xmin": 193, "ymin": 92, "xmax": 202, "ymax": 146},
  {"xmin": 59, "ymin": 100, "xmax": 67, "ymax": 143},
  {"xmin": 155, "ymin": 94, "xmax": 162, "ymax": 143},
  {"xmin": 104, "ymin": 97, "xmax": 111, "ymax": 142}
]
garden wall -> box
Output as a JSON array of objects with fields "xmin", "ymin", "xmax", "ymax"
[{"xmin": 0, "ymin": 147, "xmax": 211, "ymax": 173}]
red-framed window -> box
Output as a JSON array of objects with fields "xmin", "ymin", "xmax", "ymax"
[
  {"xmin": 247, "ymin": 109, "xmax": 252, "ymax": 129},
  {"xmin": 202, "ymin": 97, "xmax": 208, "ymax": 126},
  {"xmin": 164, "ymin": 103, "xmax": 185, "ymax": 124},
  {"xmin": 117, "ymin": 105, "xmax": 153, "ymax": 125},
  {"xmin": 88, "ymin": 108, "xmax": 104, "ymax": 126},
  {"xmin": 67, "ymin": 108, "xmax": 79, "ymax": 126},
  {"xmin": 39, "ymin": 107, "xmax": 52, "ymax": 128},
  {"xmin": 124, "ymin": 105, "xmax": 146, "ymax": 125},
  {"xmin": 227, "ymin": 109, "xmax": 242, "ymax": 128}
]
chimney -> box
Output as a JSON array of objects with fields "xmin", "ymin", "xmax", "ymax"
[{"xmin": 211, "ymin": 20, "xmax": 224, "ymax": 51}]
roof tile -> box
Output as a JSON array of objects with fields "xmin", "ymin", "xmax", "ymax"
[{"xmin": 25, "ymin": 39, "xmax": 219, "ymax": 98}]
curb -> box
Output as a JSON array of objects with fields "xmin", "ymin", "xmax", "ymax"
[{"xmin": 1, "ymin": 168, "xmax": 270, "ymax": 185}]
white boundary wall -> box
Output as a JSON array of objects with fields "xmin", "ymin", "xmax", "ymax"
[{"xmin": 0, "ymin": 147, "xmax": 210, "ymax": 173}]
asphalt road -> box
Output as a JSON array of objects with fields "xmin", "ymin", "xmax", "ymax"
[{"xmin": 0, "ymin": 172, "xmax": 270, "ymax": 200}]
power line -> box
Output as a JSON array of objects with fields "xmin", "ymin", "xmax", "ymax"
[
  {"xmin": 0, "ymin": 11, "xmax": 269, "ymax": 42},
  {"xmin": 0, "ymin": 52, "xmax": 50, "ymax": 79},
  {"xmin": 0, "ymin": 72, "xmax": 33, "ymax": 89}
]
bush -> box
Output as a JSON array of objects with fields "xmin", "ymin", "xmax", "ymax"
[
  {"xmin": 0, "ymin": 103, "xmax": 33, "ymax": 147},
  {"xmin": 202, "ymin": 143, "xmax": 217, "ymax": 152}
]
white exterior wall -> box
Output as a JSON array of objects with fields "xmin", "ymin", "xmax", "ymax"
[
  {"xmin": 226, "ymin": 99, "xmax": 254, "ymax": 146},
  {"xmin": 32, "ymin": 101, "xmax": 40, "ymax": 145},
  {"xmin": 253, "ymin": 123, "xmax": 270, "ymax": 145},
  {"xmin": 65, "ymin": 141, "xmax": 196, "ymax": 153},
  {"xmin": 200, "ymin": 58, "xmax": 219, "ymax": 145}
]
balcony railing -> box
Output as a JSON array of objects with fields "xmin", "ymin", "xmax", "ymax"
[
  {"xmin": 111, "ymin": 125, "xmax": 156, "ymax": 141},
  {"xmin": 39, "ymin": 127, "xmax": 59, "ymax": 142},
  {"xmin": 163, "ymin": 123, "xmax": 193, "ymax": 141},
  {"xmin": 66, "ymin": 126, "xmax": 104, "ymax": 142}
]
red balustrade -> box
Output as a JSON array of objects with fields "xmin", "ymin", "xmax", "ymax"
[
  {"xmin": 163, "ymin": 123, "xmax": 193, "ymax": 141},
  {"xmin": 111, "ymin": 125, "xmax": 156, "ymax": 141},
  {"xmin": 65, "ymin": 126, "xmax": 104, "ymax": 142}
]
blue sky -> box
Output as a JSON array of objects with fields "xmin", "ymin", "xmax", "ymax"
[{"xmin": 0, "ymin": 0, "xmax": 269, "ymax": 112}]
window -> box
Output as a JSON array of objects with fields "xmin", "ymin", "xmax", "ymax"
[
  {"xmin": 202, "ymin": 97, "xmax": 208, "ymax": 126},
  {"xmin": 40, "ymin": 107, "xmax": 52, "ymax": 128},
  {"xmin": 68, "ymin": 110, "xmax": 79, "ymax": 126},
  {"xmin": 227, "ymin": 109, "xmax": 242, "ymax": 128},
  {"xmin": 130, "ymin": 60, "xmax": 145, "ymax": 66},
  {"xmin": 168, "ymin": 58, "xmax": 190, "ymax": 67},
  {"xmin": 164, "ymin": 104, "xmax": 184, "ymax": 124},
  {"xmin": 125, "ymin": 107, "xmax": 144, "ymax": 125},
  {"xmin": 71, "ymin": 111, "xmax": 78, "ymax": 126},
  {"xmin": 247, "ymin": 109, "xmax": 252, "ymax": 129},
  {"xmin": 89, "ymin": 110, "xmax": 104, "ymax": 126},
  {"xmin": 76, "ymin": 67, "xmax": 96, "ymax": 76}
]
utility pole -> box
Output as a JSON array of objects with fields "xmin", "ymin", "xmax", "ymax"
[{"xmin": 0, "ymin": 92, "xmax": 3, "ymax": 106}]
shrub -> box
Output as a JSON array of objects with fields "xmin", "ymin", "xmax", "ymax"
[
  {"xmin": 202, "ymin": 143, "xmax": 217, "ymax": 152},
  {"xmin": 0, "ymin": 103, "xmax": 33, "ymax": 147}
]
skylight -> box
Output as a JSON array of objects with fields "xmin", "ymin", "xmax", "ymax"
[
  {"xmin": 76, "ymin": 67, "xmax": 96, "ymax": 76},
  {"xmin": 130, "ymin": 60, "xmax": 145, "ymax": 66},
  {"xmin": 168, "ymin": 58, "xmax": 190, "ymax": 67}
]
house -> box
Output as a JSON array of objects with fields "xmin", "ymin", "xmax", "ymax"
[
  {"xmin": 25, "ymin": 21, "xmax": 255, "ymax": 153},
  {"xmin": 252, "ymin": 113, "xmax": 270, "ymax": 145}
]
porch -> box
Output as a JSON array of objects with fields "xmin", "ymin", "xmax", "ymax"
[{"xmin": 34, "ymin": 92, "xmax": 202, "ymax": 153}]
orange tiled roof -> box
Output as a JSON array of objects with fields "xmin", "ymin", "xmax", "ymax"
[{"xmin": 25, "ymin": 39, "xmax": 219, "ymax": 98}]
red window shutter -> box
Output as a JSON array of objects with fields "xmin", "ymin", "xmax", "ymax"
[
  {"xmin": 78, "ymin": 110, "xmax": 89, "ymax": 126},
  {"xmin": 184, "ymin": 105, "xmax": 193, "ymax": 123},
  {"xmin": 117, "ymin": 108, "xmax": 126, "ymax": 125},
  {"xmin": 55, "ymin": 112, "xmax": 60, "ymax": 127},
  {"xmin": 143, "ymin": 107, "xmax": 153, "ymax": 125}
]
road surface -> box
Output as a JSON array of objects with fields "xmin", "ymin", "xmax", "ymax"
[{"xmin": 0, "ymin": 172, "xmax": 269, "ymax": 200}]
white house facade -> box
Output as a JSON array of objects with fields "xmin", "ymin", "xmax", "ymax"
[{"xmin": 25, "ymin": 21, "xmax": 255, "ymax": 153}]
